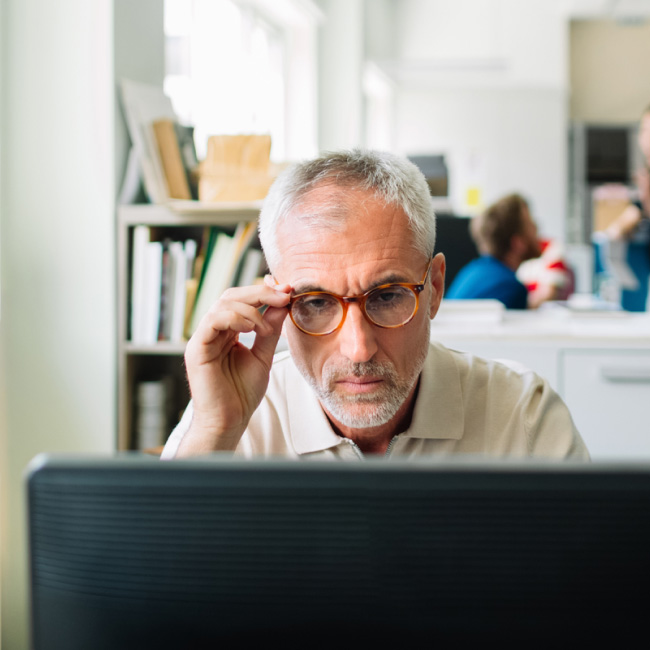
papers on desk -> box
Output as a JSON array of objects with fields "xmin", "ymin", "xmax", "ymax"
[
  {"xmin": 434, "ymin": 299, "xmax": 505, "ymax": 325},
  {"xmin": 550, "ymin": 294, "xmax": 626, "ymax": 318},
  {"xmin": 592, "ymin": 232, "xmax": 640, "ymax": 291}
]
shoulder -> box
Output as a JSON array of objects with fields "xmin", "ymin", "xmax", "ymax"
[
  {"xmin": 424, "ymin": 342, "xmax": 589, "ymax": 459},
  {"xmin": 428, "ymin": 341, "xmax": 539, "ymax": 388}
]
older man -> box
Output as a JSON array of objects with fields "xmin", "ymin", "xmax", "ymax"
[{"xmin": 162, "ymin": 150, "xmax": 587, "ymax": 460}]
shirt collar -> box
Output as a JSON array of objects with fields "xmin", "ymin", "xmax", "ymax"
[{"xmin": 285, "ymin": 342, "xmax": 465, "ymax": 455}]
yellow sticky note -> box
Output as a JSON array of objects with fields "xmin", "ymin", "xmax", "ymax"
[{"xmin": 466, "ymin": 187, "xmax": 481, "ymax": 207}]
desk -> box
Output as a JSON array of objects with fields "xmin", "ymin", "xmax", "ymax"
[{"xmin": 430, "ymin": 302, "xmax": 650, "ymax": 459}]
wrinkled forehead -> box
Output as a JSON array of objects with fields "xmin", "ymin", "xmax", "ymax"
[
  {"xmin": 278, "ymin": 186, "xmax": 417, "ymax": 248},
  {"xmin": 273, "ymin": 187, "xmax": 422, "ymax": 275},
  {"xmin": 286, "ymin": 183, "xmax": 386, "ymax": 225}
]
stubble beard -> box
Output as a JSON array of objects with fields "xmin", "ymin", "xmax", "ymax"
[{"xmin": 294, "ymin": 331, "xmax": 430, "ymax": 430}]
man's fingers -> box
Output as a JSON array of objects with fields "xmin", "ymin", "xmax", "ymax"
[
  {"xmin": 192, "ymin": 284, "xmax": 291, "ymax": 342},
  {"xmin": 220, "ymin": 283, "xmax": 291, "ymax": 309},
  {"xmin": 250, "ymin": 305, "xmax": 289, "ymax": 364}
]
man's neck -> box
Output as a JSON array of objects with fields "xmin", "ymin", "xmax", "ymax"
[
  {"xmin": 499, "ymin": 251, "xmax": 521, "ymax": 272},
  {"xmin": 323, "ymin": 379, "xmax": 420, "ymax": 456}
]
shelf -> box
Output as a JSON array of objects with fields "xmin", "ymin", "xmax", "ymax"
[
  {"xmin": 123, "ymin": 341, "xmax": 187, "ymax": 355},
  {"xmin": 117, "ymin": 202, "xmax": 264, "ymax": 451},
  {"xmin": 118, "ymin": 201, "xmax": 262, "ymax": 226},
  {"xmin": 121, "ymin": 332, "xmax": 259, "ymax": 356}
]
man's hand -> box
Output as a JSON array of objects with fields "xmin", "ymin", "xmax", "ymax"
[
  {"xmin": 176, "ymin": 282, "xmax": 291, "ymax": 456},
  {"xmin": 605, "ymin": 204, "xmax": 642, "ymax": 240}
]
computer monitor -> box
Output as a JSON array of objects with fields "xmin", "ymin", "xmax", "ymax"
[
  {"xmin": 433, "ymin": 213, "xmax": 479, "ymax": 290},
  {"xmin": 27, "ymin": 454, "xmax": 650, "ymax": 648}
]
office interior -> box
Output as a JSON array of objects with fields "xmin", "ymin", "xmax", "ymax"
[{"xmin": 3, "ymin": 0, "xmax": 650, "ymax": 646}]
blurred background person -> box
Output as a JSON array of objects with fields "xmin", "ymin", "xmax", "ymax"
[
  {"xmin": 446, "ymin": 194, "xmax": 566, "ymax": 309},
  {"xmin": 594, "ymin": 104, "xmax": 650, "ymax": 311}
]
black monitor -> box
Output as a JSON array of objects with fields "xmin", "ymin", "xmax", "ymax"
[
  {"xmin": 27, "ymin": 454, "xmax": 650, "ymax": 647},
  {"xmin": 433, "ymin": 213, "xmax": 479, "ymax": 291}
]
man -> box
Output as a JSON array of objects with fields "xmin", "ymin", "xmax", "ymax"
[
  {"xmin": 599, "ymin": 104, "xmax": 650, "ymax": 311},
  {"xmin": 162, "ymin": 150, "xmax": 587, "ymax": 460},
  {"xmin": 446, "ymin": 194, "xmax": 552, "ymax": 309}
]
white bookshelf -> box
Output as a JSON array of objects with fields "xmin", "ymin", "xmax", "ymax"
[{"xmin": 116, "ymin": 202, "xmax": 263, "ymax": 451}]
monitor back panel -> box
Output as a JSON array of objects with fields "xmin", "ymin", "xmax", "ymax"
[{"xmin": 28, "ymin": 458, "xmax": 650, "ymax": 647}]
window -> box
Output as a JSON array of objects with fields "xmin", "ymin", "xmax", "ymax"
[{"xmin": 164, "ymin": 0, "xmax": 320, "ymax": 162}]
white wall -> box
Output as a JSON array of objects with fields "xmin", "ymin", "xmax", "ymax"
[
  {"xmin": 383, "ymin": 0, "xmax": 570, "ymax": 239},
  {"xmin": 311, "ymin": 0, "xmax": 576, "ymax": 240},
  {"xmin": 317, "ymin": 0, "xmax": 365, "ymax": 150},
  {"xmin": 570, "ymin": 19, "xmax": 650, "ymax": 123},
  {"xmin": 0, "ymin": 0, "xmax": 124, "ymax": 645}
]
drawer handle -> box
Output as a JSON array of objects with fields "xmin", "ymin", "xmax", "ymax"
[{"xmin": 601, "ymin": 367, "xmax": 650, "ymax": 383}]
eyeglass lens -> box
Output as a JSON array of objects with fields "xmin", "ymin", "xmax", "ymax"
[{"xmin": 291, "ymin": 285, "xmax": 418, "ymax": 334}]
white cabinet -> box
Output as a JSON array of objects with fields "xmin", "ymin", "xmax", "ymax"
[{"xmin": 560, "ymin": 350, "xmax": 650, "ymax": 460}]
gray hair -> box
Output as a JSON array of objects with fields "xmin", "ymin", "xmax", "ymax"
[{"xmin": 258, "ymin": 149, "xmax": 436, "ymax": 271}]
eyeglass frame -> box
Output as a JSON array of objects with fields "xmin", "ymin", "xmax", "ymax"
[{"xmin": 285, "ymin": 258, "xmax": 434, "ymax": 336}]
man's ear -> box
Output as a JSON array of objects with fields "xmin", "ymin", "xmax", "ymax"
[
  {"xmin": 428, "ymin": 253, "xmax": 446, "ymax": 320},
  {"xmin": 510, "ymin": 234, "xmax": 525, "ymax": 258}
]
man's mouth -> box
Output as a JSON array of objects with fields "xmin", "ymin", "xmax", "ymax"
[{"xmin": 335, "ymin": 377, "xmax": 384, "ymax": 394}]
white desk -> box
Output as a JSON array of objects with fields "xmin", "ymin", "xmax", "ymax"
[{"xmin": 430, "ymin": 302, "xmax": 650, "ymax": 459}]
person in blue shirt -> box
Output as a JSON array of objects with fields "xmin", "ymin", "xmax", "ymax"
[
  {"xmin": 599, "ymin": 104, "xmax": 650, "ymax": 311},
  {"xmin": 447, "ymin": 194, "xmax": 547, "ymax": 309}
]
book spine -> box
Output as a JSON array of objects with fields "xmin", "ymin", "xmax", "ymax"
[
  {"xmin": 143, "ymin": 241, "xmax": 163, "ymax": 345},
  {"xmin": 130, "ymin": 226, "xmax": 150, "ymax": 343}
]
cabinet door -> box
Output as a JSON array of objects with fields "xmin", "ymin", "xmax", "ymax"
[
  {"xmin": 561, "ymin": 350, "xmax": 650, "ymax": 459},
  {"xmin": 430, "ymin": 335, "xmax": 560, "ymax": 390}
]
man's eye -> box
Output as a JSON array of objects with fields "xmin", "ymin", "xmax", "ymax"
[
  {"xmin": 304, "ymin": 298, "xmax": 329, "ymax": 310},
  {"xmin": 295, "ymin": 295, "xmax": 338, "ymax": 314},
  {"xmin": 372, "ymin": 287, "xmax": 408, "ymax": 306}
]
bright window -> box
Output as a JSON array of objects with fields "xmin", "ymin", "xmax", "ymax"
[{"xmin": 164, "ymin": 0, "xmax": 319, "ymax": 162}]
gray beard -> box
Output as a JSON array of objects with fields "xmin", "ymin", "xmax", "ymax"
[{"xmin": 295, "ymin": 345, "xmax": 429, "ymax": 429}]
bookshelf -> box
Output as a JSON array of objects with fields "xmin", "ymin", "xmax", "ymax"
[{"xmin": 117, "ymin": 201, "xmax": 264, "ymax": 451}]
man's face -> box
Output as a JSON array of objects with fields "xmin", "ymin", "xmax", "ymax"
[{"xmin": 272, "ymin": 185, "xmax": 444, "ymax": 433}]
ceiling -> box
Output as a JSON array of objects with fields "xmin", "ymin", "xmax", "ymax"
[{"xmin": 568, "ymin": 0, "xmax": 650, "ymax": 20}]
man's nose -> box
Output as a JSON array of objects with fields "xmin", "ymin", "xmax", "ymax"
[{"xmin": 337, "ymin": 303, "xmax": 378, "ymax": 363}]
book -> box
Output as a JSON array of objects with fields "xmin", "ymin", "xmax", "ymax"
[
  {"xmin": 182, "ymin": 228, "xmax": 210, "ymax": 339},
  {"xmin": 169, "ymin": 241, "xmax": 189, "ymax": 342},
  {"xmin": 119, "ymin": 79, "xmax": 177, "ymax": 203},
  {"xmin": 236, "ymin": 248, "xmax": 265, "ymax": 287},
  {"xmin": 225, "ymin": 221, "xmax": 258, "ymax": 287},
  {"xmin": 184, "ymin": 238, "xmax": 197, "ymax": 280},
  {"xmin": 134, "ymin": 377, "xmax": 174, "ymax": 450},
  {"xmin": 142, "ymin": 241, "xmax": 163, "ymax": 344},
  {"xmin": 157, "ymin": 239, "xmax": 173, "ymax": 341},
  {"xmin": 152, "ymin": 119, "xmax": 192, "ymax": 200},
  {"xmin": 118, "ymin": 146, "xmax": 145, "ymax": 205},
  {"xmin": 175, "ymin": 123, "xmax": 199, "ymax": 200},
  {"xmin": 189, "ymin": 231, "xmax": 235, "ymax": 334},
  {"xmin": 130, "ymin": 226, "xmax": 150, "ymax": 343}
]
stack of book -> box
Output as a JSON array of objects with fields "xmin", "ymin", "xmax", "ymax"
[
  {"xmin": 120, "ymin": 79, "xmax": 198, "ymax": 205},
  {"xmin": 120, "ymin": 80, "xmax": 277, "ymax": 206},
  {"xmin": 134, "ymin": 378, "xmax": 174, "ymax": 451},
  {"xmin": 129, "ymin": 222, "xmax": 265, "ymax": 345}
]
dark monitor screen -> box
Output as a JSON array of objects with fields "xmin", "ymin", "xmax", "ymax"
[
  {"xmin": 586, "ymin": 126, "xmax": 630, "ymax": 184},
  {"xmin": 27, "ymin": 455, "xmax": 650, "ymax": 647},
  {"xmin": 433, "ymin": 213, "xmax": 479, "ymax": 290}
]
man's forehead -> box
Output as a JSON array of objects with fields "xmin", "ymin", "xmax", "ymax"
[{"xmin": 287, "ymin": 184, "xmax": 383, "ymax": 220}]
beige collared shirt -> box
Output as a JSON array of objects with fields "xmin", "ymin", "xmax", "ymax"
[{"xmin": 161, "ymin": 342, "xmax": 589, "ymax": 461}]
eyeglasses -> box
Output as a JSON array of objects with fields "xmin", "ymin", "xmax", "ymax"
[{"xmin": 287, "ymin": 259, "xmax": 433, "ymax": 336}]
